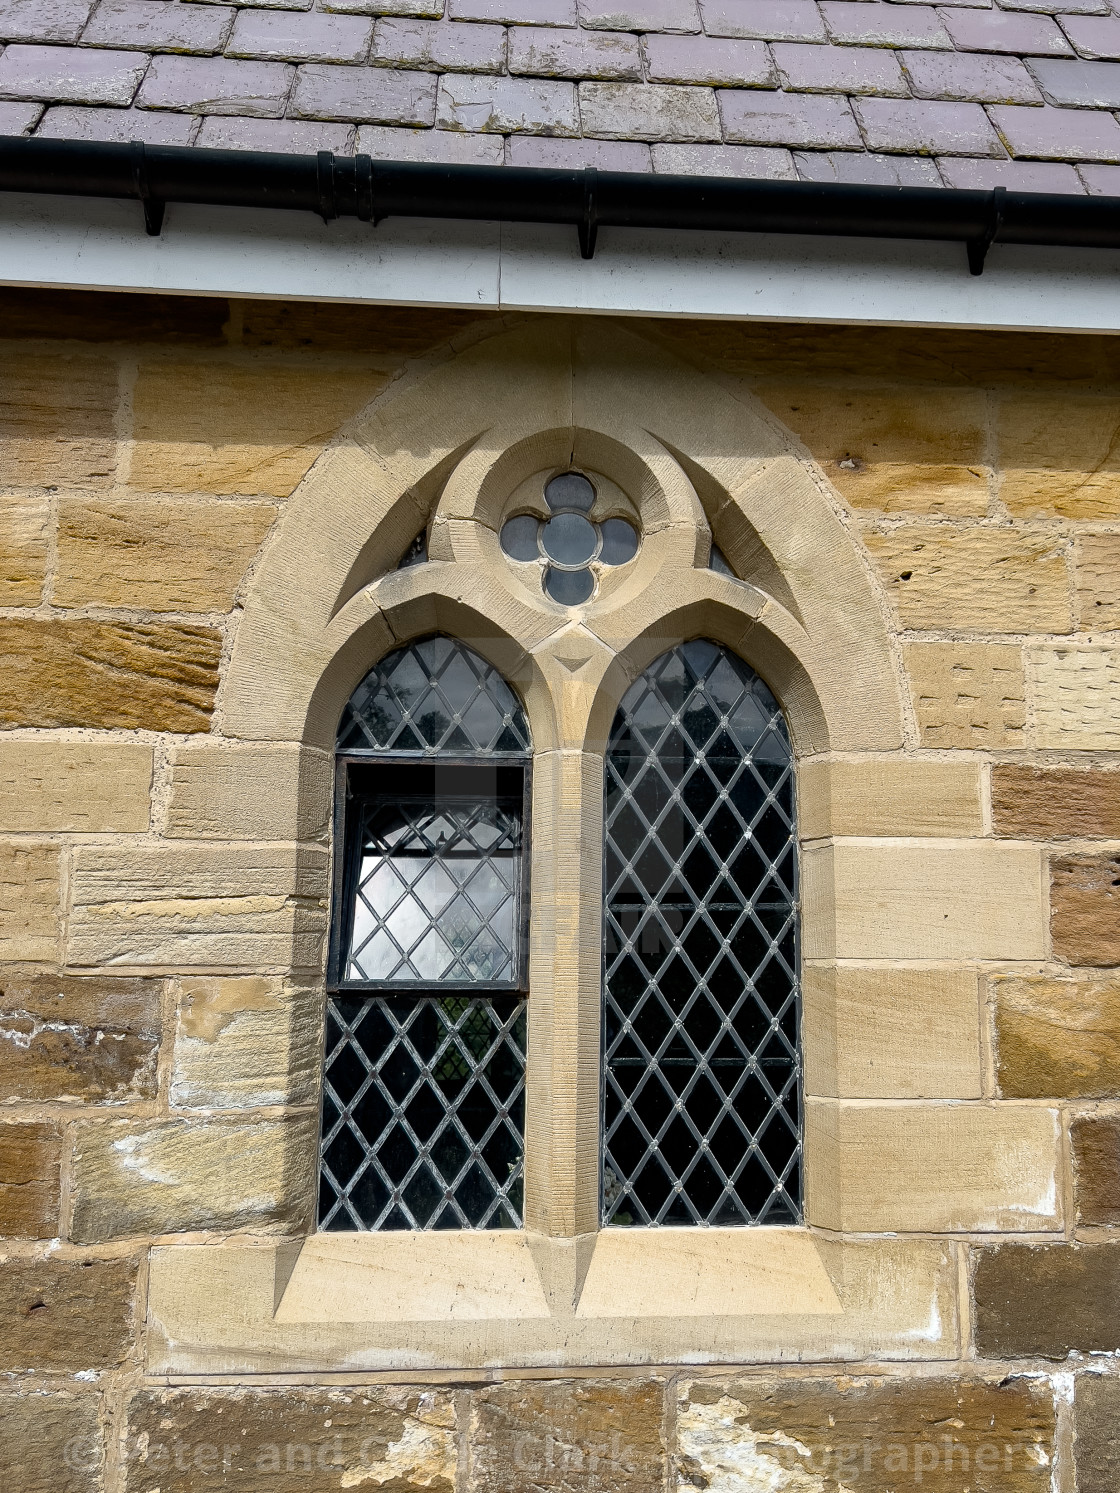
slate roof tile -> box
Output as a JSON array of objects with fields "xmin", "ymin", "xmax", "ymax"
[{"xmin": 0, "ymin": 0, "xmax": 1117, "ymax": 195}]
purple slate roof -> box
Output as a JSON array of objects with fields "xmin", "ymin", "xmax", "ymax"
[{"xmin": 3, "ymin": 0, "xmax": 1120, "ymax": 191}]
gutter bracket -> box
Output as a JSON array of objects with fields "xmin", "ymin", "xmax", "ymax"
[
  {"xmin": 578, "ymin": 167, "xmax": 598, "ymax": 260},
  {"xmin": 130, "ymin": 141, "xmax": 164, "ymax": 237},
  {"xmin": 317, "ymin": 150, "xmax": 337, "ymax": 225},
  {"xmin": 355, "ymin": 152, "xmax": 375, "ymax": 225},
  {"xmin": 967, "ymin": 185, "xmax": 1005, "ymax": 276}
]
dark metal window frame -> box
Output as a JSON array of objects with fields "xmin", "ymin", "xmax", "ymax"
[{"xmin": 328, "ymin": 752, "xmax": 533, "ymax": 997}]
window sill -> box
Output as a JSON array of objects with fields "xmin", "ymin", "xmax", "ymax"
[{"xmin": 147, "ymin": 1229, "xmax": 957, "ymax": 1375}]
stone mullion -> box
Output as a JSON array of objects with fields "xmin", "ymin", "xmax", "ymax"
[{"xmin": 523, "ymin": 748, "xmax": 604, "ymax": 1239}]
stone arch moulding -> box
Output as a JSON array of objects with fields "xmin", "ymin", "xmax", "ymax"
[{"xmin": 221, "ymin": 316, "xmax": 905, "ymax": 758}]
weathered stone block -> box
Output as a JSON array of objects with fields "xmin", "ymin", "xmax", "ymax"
[
  {"xmin": 55, "ymin": 497, "xmax": 277, "ymax": 612},
  {"xmin": 677, "ymin": 1376, "xmax": 1053, "ymax": 1493},
  {"xmin": 130, "ymin": 364, "xmax": 387, "ymax": 498},
  {"xmin": 0, "ymin": 842, "xmax": 60, "ymax": 962},
  {"xmin": 68, "ymin": 842, "xmax": 328, "ymax": 968},
  {"xmin": 1075, "ymin": 533, "xmax": 1120, "ymax": 630},
  {"xmin": 995, "ymin": 974, "xmax": 1120, "ymax": 1098},
  {"xmin": 0, "ymin": 1390, "xmax": 103, "ymax": 1493},
  {"xmin": 70, "ymin": 1114, "xmax": 317, "ymax": 1241},
  {"xmin": 799, "ymin": 758, "xmax": 982, "ymax": 838},
  {"xmin": 1074, "ymin": 1372, "xmax": 1120, "ymax": 1493},
  {"xmin": 807, "ymin": 1100, "xmax": 1060, "ymax": 1231},
  {"xmin": 0, "ymin": 969, "xmax": 160, "ymax": 1103},
  {"xmin": 804, "ymin": 965, "xmax": 981, "ymax": 1098},
  {"xmin": 0, "ymin": 619, "xmax": 220, "ymax": 732},
  {"xmin": 999, "ymin": 394, "xmax": 1120, "ymax": 518},
  {"xmin": 803, "ymin": 841, "xmax": 1045, "ymax": 960},
  {"xmin": 1030, "ymin": 645, "xmax": 1120, "ymax": 750},
  {"xmin": 0, "ymin": 353, "xmax": 117, "ymax": 488},
  {"xmin": 1072, "ymin": 1115, "xmax": 1120, "ymax": 1226},
  {"xmin": 0, "ymin": 741, "xmax": 152, "ymax": 832},
  {"xmin": 166, "ymin": 744, "xmax": 331, "ymax": 841},
  {"xmin": 0, "ymin": 1255, "xmax": 137, "ymax": 1370},
  {"xmin": 973, "ymin": 1241, "xmax": 1120, "ymax": 1358},
  {"xmin": 472, "ymin": 1379, "xmax": 666, "ymax": 1491},
  {"xmin": 122, "ymin": 1387, "xmax": 458, "ymax": 1493},
  {"xmin": 866, "ymin": 526, "xmax": 1072, "ymax": 633},
  {"xmin": 992, "ymin": 766, "xmax": 1120, "ymax": 840},
  {"xmin": 904, "ymin": 642, "xmax": 1026, "ymax": 748},
  {"xmin": 0, "ymin": 493, "xmax": 48, "ymax": 604},
  {"xmin": 1051, "ymin": 854, "xmax": 1120, "ymax": 967},
  {"xmin": 756, "ymin": 385, "xmax": 989, "ymax": 514},
  {"xmin": 171, "ymin": 977, "xmax": 319, "ymax": 1108},
  {"xmin": 0, "ymin": 1122, "xmax": 61, "ymax": 1237}
]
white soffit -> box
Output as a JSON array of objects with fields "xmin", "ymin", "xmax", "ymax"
[{"xmin": 2, "ymin": 191, "xmax": 1120, "ymax": 334}]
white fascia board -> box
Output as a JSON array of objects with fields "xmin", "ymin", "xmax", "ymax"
[{"xmin": 2, "ymin": 190, "xmax": 1120, "ymax": 333}]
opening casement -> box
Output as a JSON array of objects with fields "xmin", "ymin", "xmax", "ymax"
[{"xmin": 319, "ymin": 636, "xmax": 532, "ymax": 1232}]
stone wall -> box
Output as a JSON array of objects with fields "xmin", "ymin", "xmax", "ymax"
[{"xmin": 0, "ymin": 289, "xmax": 1118, "ymax": 1492}]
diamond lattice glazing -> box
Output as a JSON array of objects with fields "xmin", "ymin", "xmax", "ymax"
[
  {"xmin": 338, "ymin": 636, "xmax": 530, "ymax": 755},
  {"xmin": 319, "ymin": 994, "xmax": 527, "ymax": 1230},
  {"xmin": 601, "ymin": 639, "xmax": 801, "ymax": 1227}
]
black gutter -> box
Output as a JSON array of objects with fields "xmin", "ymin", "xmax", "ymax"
[{"xmin": 0, "ymin": 135, "xmax": 1117, "ymax": 275}]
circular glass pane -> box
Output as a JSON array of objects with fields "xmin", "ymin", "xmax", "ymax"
[
  {"xmin": 599, "ymin": 517, "xmax": 639, "ymax": 566},
  {"xmin": 499, "ymin": 513, "xmax": 541, "ymax": 561},
  {"xmin": 545, "ymin": 472, "xmax": 596, "ymax": 513},
  {"xmin": 544, "ymin": 565, "xmax": 595, "ymax": 605},
  {"xmin": 541, "ymin": 512, "xmax": 598, "ymax": 568}
]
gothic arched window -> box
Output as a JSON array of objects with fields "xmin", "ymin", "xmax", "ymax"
[
  {"xmin": 319, "ymin": 636, "xmax": 531, "ymax": 1232},
  {"xmin": 601, "ymin": 640, "xmax": 801, "ymax": 1227}
]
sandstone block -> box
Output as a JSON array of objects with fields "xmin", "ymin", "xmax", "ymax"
[
  {"xmin": 0, "ymin": 1255, "xmax": 137, "ymax": 1370},
  {"xmin": 130, "ymin": 364, "xmax": 387, "ymax": 498},
  {"xmin": 472, "ymin": 1379, "xmax": 666, "ymax": 1492},
  {"xmin": 0, "ymin": 842, "xmax": 60, "ymax": 962},
  {"xmin": 678, "ymin": 1376, "xmax": 1053, "ymax": 1493},
  {"xmin": 1030, "ymin": 645, "xmax": 1120, "ymax": 750},
  {"xmin": 865, "ymin": 526, "xmax": 1072, "ymax": 633},
  {"xmin": 998, "ymin": 394, "xmax": 1120, "ymax": 518},
  {"xmin": 0, "ymin": 740, "xmax": 152, "ymax": 832},
  {"xmin": 992, "ymin": 766, "xmax": 1120, "ymax": 840},
  {"xmin": 122, "ymin": 1386, "xmax": 458, "ymax": 1493},
  {"xmin": 0, "ymin": 1122, "xmax": 61, "ymax": 1237},
  {"xmin": 70, "ymin": 1114, "xmax": 317, "ymax": 1241},
  {"xmin": 994, "ymin": 974, "xmax": 1120, "ymax": 1098},
  {"xmin": 171, "ymin": 977, "xmax": 319, "ymax": 1108},
  {"xmin": 799, "ymin": 758, "xmax": 982, "ymax": 838},
  {"xmin": 1075, "ymin": 534, "xmax": 1120, "ymax": 631},
  {"xmin": 1074, "ymin": 1373, "xmax": 1120, "ymax": 1493},
  {"xmin": 806, "ymin": 1100, "xmax": 1060, "ymax": 1231},
  {"xmin": 755, "ymin": 385, "xmax": 989, "ymax": 514},
  {"xmin": 1051, "ymin": 854, "xmax": 1120, "ymax": 966},
  {"xmin": 0, "ymin": 1390, "xmax": 103, "ymax": 1493},
  {"xmin": 55, "ymin": 497, "xmax": 277, "ymax": 612},
  {"xmin": 68, "ymin": 842, "xmax": 327, "ymax": 969},
  {"xmin": 166, "ymin": 744, "xmax": 331, "ymax": 841},
  {"xmin": 973, "ymin": 1241, "xmax": 1120, "ymax": 1358},
  {"xmin": 1072, "ymin": 1115, "xmax": 1120, "ymax": 1226},
  {"xmin": 0, "ymin": 969, "xmax": 160, "ymax": 1103},
  {"xmin": 904, "ymin": 641, "xmax": 1026, "ymax": 748},
  {"xmin": 804, "ymin": 964, "xmax": 981, "ymax": 1098},
  {"xmin": 0, "ymin": 493, "xmax": 48, "ymax": 604},
  {"xmin": 803, "ymin": 841, "xmax": 1045, "ymax": 960},
  {"xmin": 0, "ymin": 619, "xmax": 220, "ymax": 732},
  {"xmin": 0, "ymin": 353, "xmax": 117, "ymax": 488}
]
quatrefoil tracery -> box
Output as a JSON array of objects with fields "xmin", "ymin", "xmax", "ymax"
[{"xmin": 499, "ymin": 471, "xmax": 640, "ymax": 606}]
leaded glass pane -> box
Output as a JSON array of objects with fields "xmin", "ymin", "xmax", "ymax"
[
  {"xmin": 338, "ymin": 636, "xmax": 530, "ymax": 755},
  {"xmin": 345, "ymin": 777, "xmax": 521, "ymax": 986},
  {"xmin": 601, "ymin": 639, "xmax": 801, "ymax": 1227},
  {"xmin": 319, "ymin": 994, "xmax": 526, "ymax": 1230}
]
